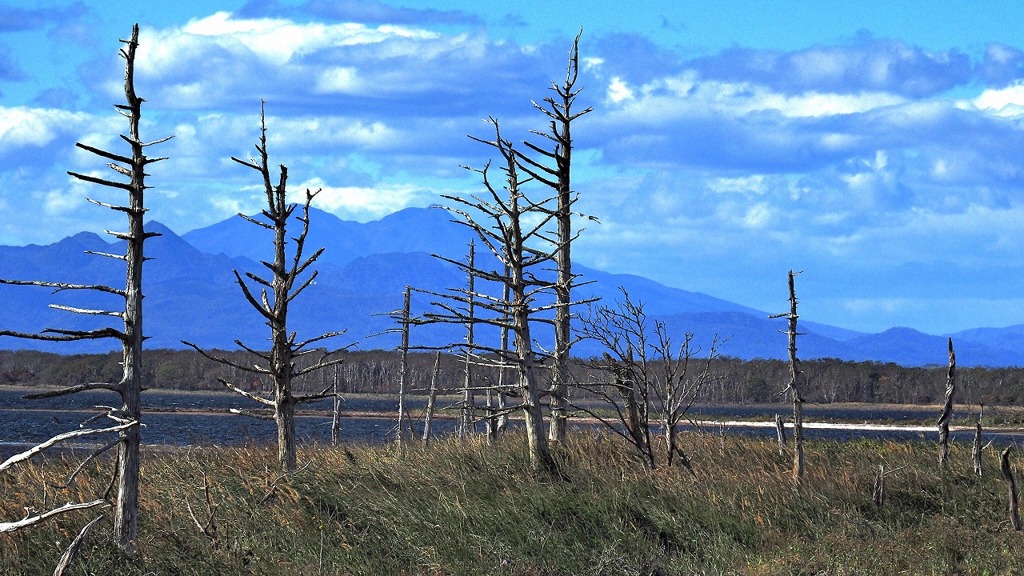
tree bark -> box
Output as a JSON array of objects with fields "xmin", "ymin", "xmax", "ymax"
[
  {"xmin": 422, "ymin": 351, "xmax": 441, "ymax": 447},
  {"xmin": 397, "ymin": 286, "xmax": 411, "ymax": 450},
  {"xmin": 1001, "ymin": 447, "xmax": 1021, "ymax": 531},
  {"xmin": 775, "ymin": 413, "xmax": 787, "ymax": 456},
  {"xmin": 772, "ymin": 270, "xmax": 805, "ymax": 483},
  {"xmin": 938, "ymin": 338, "xmax": 956, "ymax": 469},
  {"xmin": 461, "ymin": 242, "xmax": 476, "ymax": 438}
]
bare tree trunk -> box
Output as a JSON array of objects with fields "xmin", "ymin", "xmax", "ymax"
[
  {"xmin": 771, "ymin": 270, "xmax": 804, "ymax": 483},
  {"xmin": 938, "ymin": 338, "xmax": 956, "ymax": 469},
  {"xmin": 396, "ymin": 286, "xmax": 411, "ymax": 450},
  {"xmin": 276, "ymin": 387, "xmax": 297, "ymax": 472},
  {"xmin": 872, "ymin": 463, "xmax": 888, "ymax": 504},
  {"xmin": 461, "ymin": 242, "xmax": 476, "ymax": 438},
  {"xmin": 422, "ymin": 351, "xmax": 441, "ymax": 447},
  {"xmin": 184, "ymin": 105, "xmax": 346, "ymax": 473},
  {"xmin": 496, "ymin": 264, "xmax": 511, "ymax": 436},
  {"xmin": 973, "ymin": 404, "xmax": 984, "ymax": 477},
  {"xmin": 331, "ymin": 366, "xmax": 341, "ymax": 445},
  {"xmin": 512, "ymin": 275, "xmax": 555, "ymax": 474},
  {"xmin": 1001, "ymin": 447, "xmax": 1021, "ymax": 531},
  {"xmin": 437, "ymin": 119, "xmax": 557, "ymax": 474},
  {"xmin": 107, "ymin": 25, "xmax": 156, "ymax": 553},
  {"xmin": 973, "ymin": 421, "xmax": 983, "ymax": 477},
  {"xmin": 775, "ymin": 413, "xmax": 787, "ymax": 456}
]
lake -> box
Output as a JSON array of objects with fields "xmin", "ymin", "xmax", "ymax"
[{"xmin": 0, "ymin": 387, "xmax": 1018, "ymax": 454}]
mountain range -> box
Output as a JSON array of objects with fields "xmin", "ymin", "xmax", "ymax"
[{"xmin": 1, "ymin": 206, "xmax": 1022, "ymax": 367}]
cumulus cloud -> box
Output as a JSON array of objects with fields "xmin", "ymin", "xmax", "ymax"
[
  {"xmin": 299, "ymin": 177, "xmax": 432, "ymax": 221},
  {"xmin": 0, "ymin": 106, "xmax": 92, "ymax": 155},
  {"xmin": 237, "ymin": 0, "xmax": 482, "ymax": 26},
  {"xmin": 130, "ymin": 13, "xmax": 548, "ymax": 118},
  {"xmin": 687, "ymin": 34, "xmax": 973, "ymax": 97}
]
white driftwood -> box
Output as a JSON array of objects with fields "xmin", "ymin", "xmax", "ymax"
[
  {"xmin": 0, "ymin": 501, "xmax": 107, "ymax": 533},
  {"xmin": 0, "ymin": 421, "xmax": 137, "ymax": 474}
]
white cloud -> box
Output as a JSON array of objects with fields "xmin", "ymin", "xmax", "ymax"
[
  {"xmin": 317, "ymin": 67, "xmax": 362, "ymax": 94},
  {"xmin": 608, "ymin": 72, "xmax": 905, "ymax": 125},
  {"xmin": 972, "ymin": 82, "xmax": 1024, "ymax": 117},
  {"xmin": 0, "ymin": 106, "xmax": 91, "ymax": 153},
  {"xmin": 140, "ymin": 13, "xmax": 439, "ymax": 70},
  {"xmin": 709, "ymin": 174, "xmax": 768, "ymax": 195},
  {"xmin": 298, "ymin": 177, "xmax": 430, "ymax": 221},
  {"xmin": 606, "ymin": 77, "xmax": 633, "ymax": 103}
]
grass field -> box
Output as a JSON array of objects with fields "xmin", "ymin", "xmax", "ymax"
[{"xmin": 1, "ymin": 431, "xmax": 1022, "ymax": 575}]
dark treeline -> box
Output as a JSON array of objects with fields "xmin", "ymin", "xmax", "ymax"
[{"xmin": 1, "ymin": 348, "xmax": 1023, "ymax": 405}]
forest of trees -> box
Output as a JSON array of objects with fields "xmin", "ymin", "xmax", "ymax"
[{"xmin": 3, "ymin": 347, "xmax": 1024, "ymax": 406}]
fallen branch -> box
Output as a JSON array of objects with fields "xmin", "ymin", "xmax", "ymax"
[
  {"xmin": 0, "ymin": 501, "xmax": 108, "ymax": 533},
  {"xmin": 0, "ymin": 421, "xmax": 137, "ymax": 474}
]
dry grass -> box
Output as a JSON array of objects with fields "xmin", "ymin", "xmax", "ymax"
[{"xmin": 1, "ymin": 432, "xmax": 1022, "ymax": 575}]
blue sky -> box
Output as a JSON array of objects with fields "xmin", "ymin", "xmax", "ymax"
[{"xmin": 2, "ymin": 1, "xmax": 1024, "ymax": 335}]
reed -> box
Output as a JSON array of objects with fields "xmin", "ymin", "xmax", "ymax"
[{"xmin": 0, "ymin": 432, "xmax": 1019, "ymax": 574}]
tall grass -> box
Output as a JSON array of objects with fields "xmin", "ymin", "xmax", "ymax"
[{"xmin": 1, "ymin": 432, "xmax": 1021, "ymax": 574}]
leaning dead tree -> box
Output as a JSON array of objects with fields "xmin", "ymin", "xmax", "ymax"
[
  {"xmin": 184, "ymin": 104, "xmax": 346, "ymax": 472},
  {"xmin": 429, "ymin": 118, "xmax": 565, "ymax": 474},
  {"xmin": 0, "ymin": 24, "xmax": 167, "ymax": 555},
  {"xmin": 577, "ymin": 288, "xmax": 718, "ymax": 471},
  {"xmin": 938, "ymin": 338, "xmax": 957, "ymax": 469},
  {"xmin": 514, "ymin": 30, "xmax": 593, "ymax": 443},
  {"xmin": 770, "ymin": 270, "xmax": 805, "ymax": 483}
]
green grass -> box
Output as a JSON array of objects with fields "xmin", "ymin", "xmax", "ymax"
[{"xmin": 2, "ymin": 432, "xmax": 1023, "ymax": 575}]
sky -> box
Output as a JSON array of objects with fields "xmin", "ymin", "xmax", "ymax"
[{"xmin": 2, "ymin": 1, "xmax": 1024, "ymax": 336}]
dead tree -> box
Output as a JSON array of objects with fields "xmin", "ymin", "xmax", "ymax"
[
  {"xmin": 938, "ymin": 338, "xmax": 956, "ymax": 468},
  {"xmin": 184, "ymin": 104, "xmax": 346, "ymax": 471},
  {"xmin": 396, "ymin": 286, "xmax": 412, "ymax": 449},
  {"xmin": 331, "ymin": 366, "xmax": 342, "ymax": 445},
  {"xmin": 872, "ymin": 464, "xmax": 885, "ymax": 507},
  {"xmin": 515, "ymin": 31, "xmax": 593, "ymax": 443},
  {"xmin": 576, "ymin": 288, "xmax": 718, "ymax": 471},
  {"xmin": 775, "ymin": 413, "xmax": 787, "ymax": 456},
  {"xmin": 1001, "ymin": 447, "xmax": 1021, "ymax": 531},
  {"xmin": 973, "ymin": 404, "xmax": 984, "ymax": 477},
  {"xmin": 770, "ymin": 270, "xmax": 805, "ymax": 483},
  {"xmin": 460, "ymin": 241, "xmax": 477, "ymax": 438},
  {"xmin": 422, "ymin": 351, "xmax": 442, "ymax": 447},
  {"xmin": 0, "ymin": 24, "xmax": 168, "ymax": 554},
  {"xmin": 430, "ymin": 118, "xmax": 563, "ymax": 474}
]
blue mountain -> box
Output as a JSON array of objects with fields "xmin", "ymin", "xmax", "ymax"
[{"xmin": 2, "ymin": 207, "xmax": 1022, "ymax": 366}]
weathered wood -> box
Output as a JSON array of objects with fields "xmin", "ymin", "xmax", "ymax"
[
  {"xmin": 576, "ymin": 292, "xmax": 717, "ymax": 472},
  {"xmin": 775, "ymin": 413, "xmax": 787, "ymax": 456},
  {"xmin": 872, "ymin": 464, "xmax": 885, "ymax": 507},
  {"xmin": 1001, "ymin": 447, "xmax": 1021, "ymax": 531},
  {"xmin": 938, "ymin": 338, "xmax": 956, "ymax": 468},
  {"xmin": 460, "ymin": 242, "xmax": 476, "ymax": 438},
  {"xmin": 422, "ymin": 351, "xmax": 442, "ymax": 447},
  {"xmin": 536, "ymin": 32, "xmax": 592, "ymax": 444},
  {"xmin": 331, "ymin": 366, "xmax": 341, "ymax": 445},
  {"xmin": 446, "ymin": 120, "xmax": 557, "ymax": 474},
  {"xmin": 52, "ymin": 515, "xmax": 104, "ymax": 576},
  {"xmin": 973, "ymin": 405, "xmax": 984, "ymax": 477},
  {"xmin": 0, "ymin": 421, "xmax": 136, "ymax": 474},
  {"xmin": 187, "ymin": 104, "xmax": 346, "ymax": 472},
  {"xmin": 0, "ymin": 24, "xmax": 170, "ymax": 554},
  {"xmin": 1, "ymin": 501, "xmax": 107, "ymax": 533},
  {"xmin": 396, "ymin": 286, "xmax": 411, "ymax": 450},
  {"xmin": 973, "ymin": 422, "xmax": 983, "ymax": 476},
  {"xmin": 770, "ymin": 270, "xmax": 804, "ymax": 483}
]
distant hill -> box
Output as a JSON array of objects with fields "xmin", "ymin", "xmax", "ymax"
[{"xmin": 2, "ymin": 207, "xmax": 1023, "ymax": 366}]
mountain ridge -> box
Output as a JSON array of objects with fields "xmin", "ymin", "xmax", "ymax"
[{"xmin": 1, "ymin": 207, "xmax": 1022, "ymax": 367}]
